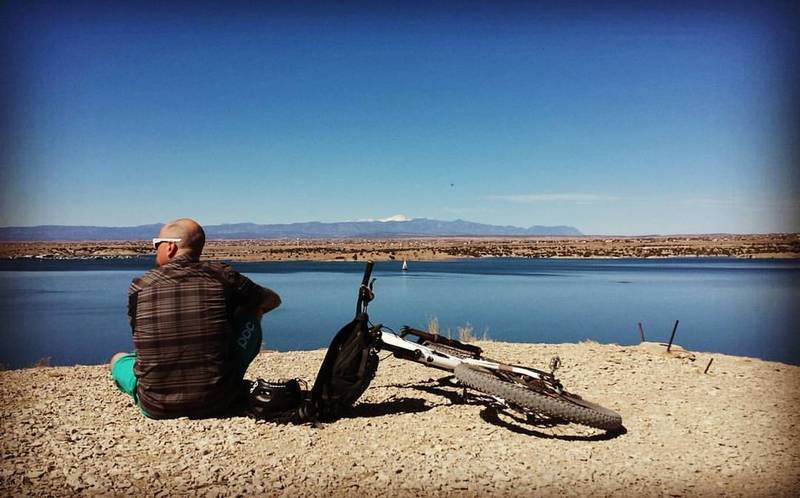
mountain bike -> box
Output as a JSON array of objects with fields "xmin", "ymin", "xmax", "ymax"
[{"xmin": 298, "ymin": 261, "xmax": 623, "ymax": 431}]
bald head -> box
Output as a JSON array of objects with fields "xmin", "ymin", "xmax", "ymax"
[{"xmin": 159, "ymin": 218, "xmax": 205, "ymax": 259}]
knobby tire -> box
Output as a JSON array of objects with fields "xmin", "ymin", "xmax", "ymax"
[{"xmin": 454, "ymin": 364, "xmax": 623, "ymax": 431}]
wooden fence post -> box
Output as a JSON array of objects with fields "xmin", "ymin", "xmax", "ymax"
[{"xmin": 666, "ymin": 320, "xmax": 679, "ymax": 352}]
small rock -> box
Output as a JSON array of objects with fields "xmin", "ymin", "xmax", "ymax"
[{"xmin": 26, "ymin": 469, "xmax": 45, "ymax": 479}]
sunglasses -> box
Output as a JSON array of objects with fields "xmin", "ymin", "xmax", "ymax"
[{"xmin": 152, "ymin": 238, "xmax": 181, "ymax": 249}]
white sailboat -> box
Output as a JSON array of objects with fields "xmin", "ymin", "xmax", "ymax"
[{"xmin": 401, "ymin": 259, "xmax": 408, "ymax": 271}]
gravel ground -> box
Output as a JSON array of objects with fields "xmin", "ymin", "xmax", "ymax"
[{"xmin": 2, "ymin": 341, "xmax": 798, "ymax": 497}]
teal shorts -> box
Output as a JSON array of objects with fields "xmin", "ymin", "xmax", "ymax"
[
  {"xmin": 111, "ymin": 352, "xmax": 150, "ymax": 417},
  {"xmin": 111, "ymin": 352, "xmax": 138, "ymax": 398},
  {"xmin": 112, "ymin": 313, "xmax": 263, "ymax": 416}
]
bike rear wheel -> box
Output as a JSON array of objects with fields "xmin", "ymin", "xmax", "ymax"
[{"xmin": 454, "ymin": 364, "xmax": 623, "ymax": 431}]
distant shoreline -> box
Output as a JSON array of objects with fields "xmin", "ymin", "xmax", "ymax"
[
  {"xmin": 1, "ymin": 234, "xmax": 798, "ymax": 261},
  {"xmin": 2, "ymin": 254, "xmax": 799, "ymax": 264}
]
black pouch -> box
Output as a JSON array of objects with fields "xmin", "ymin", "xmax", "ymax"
[{"xmin": 246, "ymin": 378, "xmax": 305, "ymax": 419}]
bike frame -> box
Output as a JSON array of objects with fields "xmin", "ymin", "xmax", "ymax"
[{"xmin": 376, "ymin": 329, "xmax": 560, "ymax": 391}]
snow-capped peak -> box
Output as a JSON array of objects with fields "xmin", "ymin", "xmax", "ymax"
[{"xmin": 378, "ymin": 214, "xmax": 412, "ymax": 222}]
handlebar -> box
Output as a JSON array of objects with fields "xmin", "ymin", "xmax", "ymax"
[
  {"xmin": 360, "ymin": 261, "xmax": 374, "ymax": 288},
  {"xmin": 355, "ymin": 261, "xmax": 375, "ymax": 316}
]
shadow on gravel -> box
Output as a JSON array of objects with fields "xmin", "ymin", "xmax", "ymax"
[
  {"xmin": 384, "ymin": 376, "xmax": 489, "ymax": 407},
  {"xmin": 385, "ymin": 376, "xmax": 627, "ymax": 441},
  {"xmin": 349, "ymin": 396, "xmax": 435, "ymax": 418},
  {"xmin": 479, "ymin": 406, "xmax": 627, "ymax": 441}
]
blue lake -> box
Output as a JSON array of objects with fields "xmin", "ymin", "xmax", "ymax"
[{"xmin": 0, "ymin": 257, "xmax": 798, "ymax": 368}]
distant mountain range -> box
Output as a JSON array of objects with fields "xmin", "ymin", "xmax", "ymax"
[{"xmin": 0, "ymin": 218, "xmax": 582, "ymax": 241}]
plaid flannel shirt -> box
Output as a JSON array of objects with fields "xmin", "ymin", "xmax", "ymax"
[{"xmin": 128, "ymin": 255, "xmax": 270, "ymax": 418}]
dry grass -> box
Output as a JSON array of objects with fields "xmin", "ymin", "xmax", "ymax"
[
  {"xmin": 458, "ymin": 323, "xmax": 476, "ymax": 342},
  {"xmin": 427, "ymin": 317, "xmax": 491, "ymax": 342},
  {"xmin": 32, "ymin": 357, "xmax": 51, "ymax": 368}
]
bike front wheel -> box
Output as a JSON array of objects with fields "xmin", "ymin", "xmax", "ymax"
[{"xmin": 454, "ymin": 364, "xmax": 623, "ymax": 431}]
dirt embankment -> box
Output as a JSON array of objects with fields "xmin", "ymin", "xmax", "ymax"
[{"xmin": 1, "ymin": 341, "xmax": 799, "ymax": 497}]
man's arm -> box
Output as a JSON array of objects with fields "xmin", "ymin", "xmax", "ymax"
[
  {"xmin": 127, "ymin": 281, "xmax": 140, "ymax": 332},
  {"xmin": 221, "ymin": 264, "xmax": 281, "ymax": 319},
  {"xmin": 251, "ymin": 287, "xmax": 281, "ymax": 320}
]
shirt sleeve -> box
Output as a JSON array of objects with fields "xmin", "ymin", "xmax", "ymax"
[
  {"xmin": 127, "ymin": 279, "xmax": 141, "ymax": 332},
  {"xmin": 219, "ymin": 264, "xmax": 271, "ymax": 309}
]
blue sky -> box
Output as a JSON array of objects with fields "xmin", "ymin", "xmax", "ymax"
[{"xmin": 2, "ymin": 1, "xmax": 798, "ymax": 234}]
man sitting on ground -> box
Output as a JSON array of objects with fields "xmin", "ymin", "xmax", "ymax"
[{"xmin": 110, "ymin": 218, "xmax": 281, "ymax": 418}]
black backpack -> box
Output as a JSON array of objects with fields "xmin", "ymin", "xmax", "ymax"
[
  {"xmin": 301, "ymin": 312, "xmax": 379, "ymax": 422},
  {"xmin": 299, "ymin": 262, "xmax": 381, "ymax": 422}
]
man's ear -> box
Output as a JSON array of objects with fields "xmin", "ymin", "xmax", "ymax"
[{"xmin": 168, "ymin": 242, "xmax": 179, "ymax": 258}]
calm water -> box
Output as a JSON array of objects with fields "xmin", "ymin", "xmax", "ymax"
[{"xmin": 1, "ymin": 258, "xmax": 798, "ymax": 368}]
